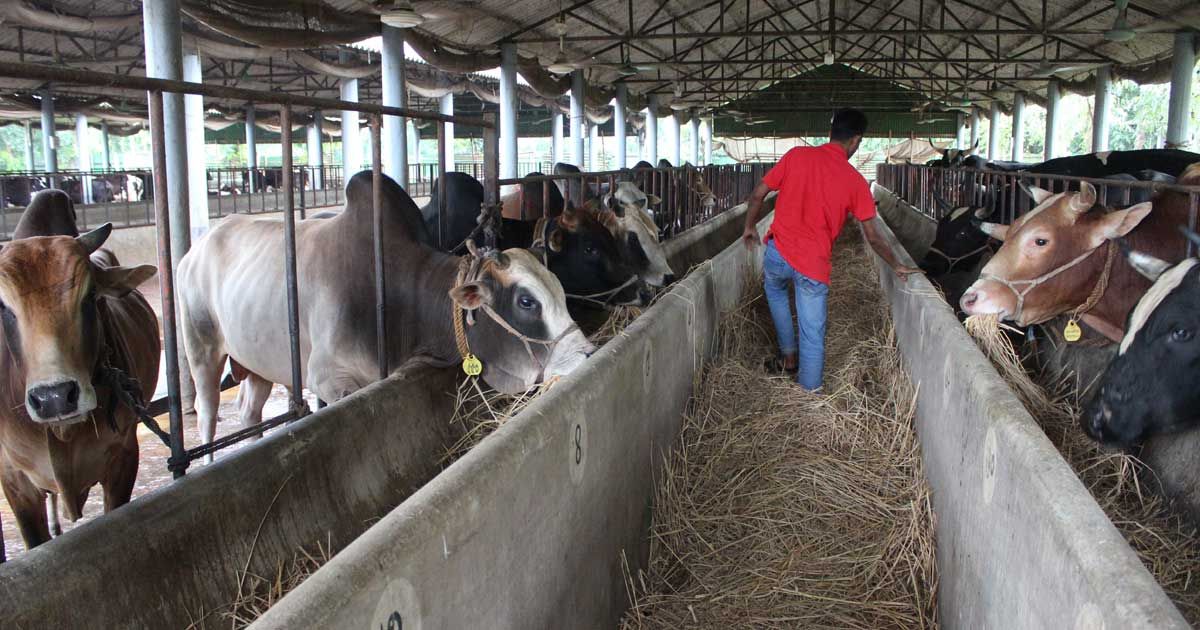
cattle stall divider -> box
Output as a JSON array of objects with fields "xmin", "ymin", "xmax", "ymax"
[
  {"xmin": 877, "ymin": 162, "xmax": 1200, "ymax": 256},
  {"xmin": 0, "ymin": 61, "xmax": 497, "ymax": 477}
]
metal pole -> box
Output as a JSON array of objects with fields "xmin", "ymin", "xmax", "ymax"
[
  {"xmin": 382, "ymin": 26, "xmax": 409, "ymax": 187},
  {"xmin": 551, "ymin": 110, "xmax": 563, "ymax": 165},
  {"xmin": 589, "ymin": 121, "xmax": 601, "ymax": 170},
  {"xmin": 40, "ymin": 88, "xmax": 57, "ymax": 173},
  {"xmin": 570, "ymin": 70, "xmax": 585, "ymax": 166},
  {"xmin": 987, "ymin": 102, "xmax": 1000, "ymax": 161},
  {"xmin": 669, "ymin": 112, "xmax": 681, "ymax": 166},
  {"xmin": 280, "ymin": 105, "xmax": 306, "ymax": 409},
  {"xmin": 100, "ymin": 121, "xmax": 112, "ymax": 171},
  {"xmin": 689, "ymin": 110, "xmax": 700, "ymax": 165},
  {"xmin": 1166, "ymin": 32, "xmax": 1196, "ymax": 149},
  {"xmin": 614, "ymin": 84, "xmax": 628, "ymax": 169},
  {"xmin": 245, "ymin": 105, "xmax": 257, "ymax": 192},
  {"xmin": 955, "ymin": 112, "xmax": 967, "ymax": 148},
  {"xmin": 1092, "ymin": 65, "xmax": 1111, "ymax": 152},
  {"xmin": 148, "ymin": 91, "xmax": 187, "ymax": 478},
  {"xmin": 23, "ymin": 121, "xmax": 35, "ymax": 170},
  {"xmin": 1045, "ymin": 80, "xmax": 1061, "ymax": 161},
  {"xmin": 437, "ymin": 122, "xmax": 447, "ymax": 249},
  {"xmin": 184, "ymin": 52, "xmax": 208, "ymax": 240},
  {"xmin": 308, "ymin": 110, "xmax": 324, "ymax": 190},
  {"xmin": 439, "ymin": 93, "xmax": 455, "ymax": 171},
  {"xmin": 704, "ymin": 115, "xmax": 713, "ymax": 165},
  {"xmin": 75, "ymin": 113, "xmax": 92, "ymax": 203},
  {"xmin": 645, "ymin": 95, "xmax": 659, "ymax": 163},
  {"xmin": 483, "ymin": 112, "xmax": 500, "ymax": 206},
  {"xmin": 371, "ymin": 116, "xmax": 388, "ymax": 379},
  {"xmin": 968, "ymin": 107, "xmax": 979, "ymax": 150},
  {"xmin": 340, "ymin": 50, "xmax": 361, "ymax": 174},
  {"xmin": 499, "ymin": 42, "xmax": 519, "ymax": 179},
  {"xmin": 1011, "ymin": 92, "xmax": 1025, "ymax": 162}
]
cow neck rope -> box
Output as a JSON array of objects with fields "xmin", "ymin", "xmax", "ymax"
[
  {"xmin": 530, "ymin": 215, "xmax": 641, "ymax": 310},
  {"xmin": 925, "ymin": 242, "xmax": 992, "ymax": 273},
  {"xmin": 978, "ymin": 239, "xmax": 1117, "ymax": 324},
  {"xmin": 451, "ymin": 254, "xmax": 581, "ymax": 378}
]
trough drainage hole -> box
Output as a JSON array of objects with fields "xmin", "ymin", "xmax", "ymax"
[{"xmin": 620, "ymin": 229, "xmax": 938, "ymax": 628}]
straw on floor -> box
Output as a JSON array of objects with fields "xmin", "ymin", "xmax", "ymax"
[
  {"xmin": 965, "ymin": 314, "xmax": 1200, "ymax": 624},
  {"xmin": 621, "ymin": 229, "xmax": 938, "ymax": 630}
]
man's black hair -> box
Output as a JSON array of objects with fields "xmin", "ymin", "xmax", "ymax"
[{"xmin": 830, "ymin": 108, "xmax": 868, "ymax": 141}]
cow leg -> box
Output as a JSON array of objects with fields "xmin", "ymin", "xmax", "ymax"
[
  {"xmin": 237, "ymin": 372, "xmax": 274, "ymax": 443},
  {"xmin": 181, "ymin": 306, "xmax": 227, "ymax": 465},
  {"xmin": 102, "ymin": 428, "xmax": 139, "ymax": 512},
  {"xmin": 47, "ymin": 492, "xmax": 62, "ymax": 536},
  {"xmin": 0, "ymin": 462, "xmax": 51, "ymax": 551}
]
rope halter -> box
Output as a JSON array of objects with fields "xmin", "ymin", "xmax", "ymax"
[
  {"xmin": 925, "ymin": 242, "xmax": 993, "ymax": 273},
  {"xmin": 529, "ymin": 215, "xmax": 644, "ymax": 310},
  {"xmin": 977, "ymin": 238, "xmax": 1117, "ymax": 326}
]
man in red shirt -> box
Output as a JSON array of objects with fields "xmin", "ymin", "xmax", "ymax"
[{"xmin": 741, "ymin": 108, "xmax": 918, "ymax": 390}]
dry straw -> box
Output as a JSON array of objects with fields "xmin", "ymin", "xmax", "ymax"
[
  {"xmin": 622, "ymin": 230, "xmax": 938, "ymax": 630},
  {"xmin": 965, "ymin": 312, "xmax": 1200, "ymax": 623}
]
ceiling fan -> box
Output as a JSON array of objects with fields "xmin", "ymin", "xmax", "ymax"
[{"xmin": 1028, "ymin": 60, "xmax": 1109, "ymax": 78}]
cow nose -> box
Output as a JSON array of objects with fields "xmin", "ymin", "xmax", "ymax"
[
  {"xmin": 1084, "ymin": 402, "xmax": 1110, "ymax": 440},
  {"xmin": 960, "ymin": 289, "xmax": 980, "ymax": 311},
  {"xmin": 28, "ymin": 381, "xmax": 81, "ymax": 419}
]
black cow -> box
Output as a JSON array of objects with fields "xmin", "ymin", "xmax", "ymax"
[
  {"xmin": 1, "ymin": 176, "xmax": 46, "ymax": 207},
  {"xmin": 1082, "ymin": 229, "xmax": 1200, "ymax": 445}
]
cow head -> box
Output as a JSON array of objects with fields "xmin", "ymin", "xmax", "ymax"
[
  {"xmin": 920, "ymin": 193, "xmax": 994, "ymax": 276},
  {"xmin": 541, "ymin": 202, "xmax": 650, "ymax": 307},
  {"xmin": 0, "ymin": 224, "xmax": 156, "ymax": 424},
  {"xmin": 449, "ymin": 248, "xmax": 594, "ymax": 393},
  {"xmin": 1082, "ymin": 236, "xmax": 1200, "ymax": 445},
  {"xmin": 960, "ymin": 182, "xmax": 1153, "ymax": 325},
  {"xmin": 602, "ymin": 193, "xmax": 676, "ymax": 288},
  {"xmin": 603, "ymin": 181, "xmax": 661, "ymax": 217}
]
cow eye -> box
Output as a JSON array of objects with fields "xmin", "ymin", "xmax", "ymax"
[
  {"xmin": 1034, "ymin": 238, "xmax": 1048, "ymax": 247},
  {"xmin": 1171, "ymin": 327, "xmax": 1193, "ymax": 342},
  {"xmin": 517, "ymin": 293, "xmax": 539, "ymax": 311},
  {"xmin": 584, "ymin": 245, "xmax": 598, "ymax": 256}
]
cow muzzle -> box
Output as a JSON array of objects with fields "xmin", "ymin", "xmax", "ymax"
[
  {"xmin": 959, "ymin": 280, "xmax": 1012, "ymax": 320},
  {"xmin": 544, "ymin": 329, "xmax": 596, "ymax": 382},
  {"xmin": 26, "ymin": 379, "xmax": 95, "ymax": 424}
]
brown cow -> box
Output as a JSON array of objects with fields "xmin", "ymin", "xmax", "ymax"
[
  {"xmin": 0, "ymin": 220, "xmax": 159, "ymax": 559},
  {"xmin": 960, "ymin": 165, "xmax": 1199, "ymax": 341}
]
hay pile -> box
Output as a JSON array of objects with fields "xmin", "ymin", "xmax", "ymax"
[
  {"xmin": 965, "ymin": 314, "xmax": 1200, "ymax": 624},
  {"xmin": 621, "ymin": 230, "xmax": 938, "ymax": 629}
]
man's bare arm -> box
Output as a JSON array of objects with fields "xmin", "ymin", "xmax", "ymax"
[
  {"xmin": 741, "ymin": 181, "xmax": 772, "ymax": 250},
  {"xmin": 861, "ymin": 217, "xmax": 922, "ymax": 282}
]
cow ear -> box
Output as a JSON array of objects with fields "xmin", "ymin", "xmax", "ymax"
[
  {"xmin": 1124, "ymin": 247, "xmax": 1171, "ymax": 282},
  {"xmin": 1071, "ymin": 182, "xmax": 1097, "ymax": 214},
  {"xmin": 1025, "ymin": 185, "xmax": 1054, "ymax": 205},
  {"xmin": 973, "ymin": 207, "xmax": 994, "ymax": 220},
  {"xmin": 978, "ymin": 221, "xmax": 1009, "ymax": 241},
  {"xmin": 1092, "ymin": 202, "xmax": 1153, "ymax": 245},
  {"xmin": 77, "ymin": 223, "xmax": 113, "ymax": 255},
  {"xmin": 94, "ymin": 264, "xmax": 156, "ymax": 297},
  {"xmin": 548, "ymin": 228, "xmax": 565, "ymax": 252},
  {"xmin": 448, "ymin": 281, "xmax": 492, "ymax": 311},
  {"xmin": 645, "ymin": 193, "xmax": 661, "ymax": 206},
  {"xmin": 557, "ymin": 206, "xmax": 579, "ymax": 230}
]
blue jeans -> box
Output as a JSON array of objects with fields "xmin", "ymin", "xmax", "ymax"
[{"xmin": 763, "ymin": 240, "xmax": 829, "ymax": 391}]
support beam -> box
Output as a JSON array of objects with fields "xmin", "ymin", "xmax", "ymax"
[
  {"xmin": 308, "ymin": 110, "xmax": 324, "ymax": 190},
  {"xmin": 1092, "ymin": 65, "xmax": 1111, "ymax": 152},
  {"xmin": 499, "ymin": 42, "xmax": 519, "ymax": 179},
  {"xmin": 955, "ymin": 112, "xmax": 967, "ymax": 149},
  {"xmin": 245, "ymin": 105, "xmax": 258, "ymax": 192},
  {"xmin": 668, "ymin": 112, "xmax": 680, "ymax": 166},
  {"xmin": 340, "ymin": 50, "xmax": 361, "ymax": 175},
  {"xmin": 382, "ymin": 26, "xmax": 409, "ymax": 187},
  {"xmin": 969, "ymin": 107, "xmax": 979, "ymax": 149},
  {"xmin": 1011, "ymin": 92, "xmax": 1025, "ymax": 162},
  {"xmin": 689, "ymin": 111, "xmax": 699, "ymax": 165},
  {"xmin": 183, "ymin": 52, "xmax": 208, "ymax": 240},
  {"xmin": 75, "ymin": 113, "xmax": 92, "ymax": 203},
  {"xmin": 570, "ymin": 71, "xmax": 585, "ymax": 167},
  {"xmin": 645, "ymin": 95, "xmax": 659, "ymax": 163},
  {"xmin": 589, "ymin": 121, "xmax": 601, "ymax": 170},
  {"xmin": 40, "ymin": 89, "xmax": 57, "ymax": 173},
  {"xmin": 988, "ymin": 102, "xmax": 1000, "ymax": 161},
  {"xmin": 440, "ymin": 93, "xmax": 455, "ymax": 171},
  {"xmin": 23, "ymin": 121, "xmax": 35, "ymax": 170},
  {"xmin": 614, "ymin": 84, "xmax": 627, "ymax": 169},
  {"xmin": 551, "ymin": 110, "xmax": 563, "ymax": 165},
  {"xmin": 703, "ymin": 116, "xmax": 713, "ymax": 165},
  {"xmin": 100, "ymin": 121, "xmax": 112, "ymax": 171},
  {"xmin": 1166, "ymin": 32, "xmax": 1196, "ymax": 149},
  {"xmin": 1045, "ymin": 80, "xmax": 1061, "ymax": 160}
]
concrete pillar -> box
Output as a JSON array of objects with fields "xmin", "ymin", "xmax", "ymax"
[
  {"xmin": 1045, "ymin": 80, "xmax": 1061, "ymax": 160},
  {"xmin": 407, "ymin": 120, "xmax": 419, "ymax": 173},
  {"xmin": 645, "ymin": 95, "xmax": 659, "ymax": 163},
  {"xmin": 1166, "ymin": 32, "xmax": 1196, "ymax": 148},
  {"xmin": 969, "ymin": 107, "xmax": 980, "ymax": 149},
  {"xmin": 100, "ymin": 121, "xmax": 112, "ymax": 170},
  {"xmin": 1011, "ymin": 92, "xmax": 1025, "ymax": 162},
  {"xmin": 40, "ymin": 89, "xmax": 57, "ymax": 173},
  {"xmin": 955, "ymin": 112, "xmax": 967, "ymax": 148},
  {"xmin": 614, "ymin": 84, "xmax": 627, "ymax": 169},
  {"xmin": 1092, "ymin": 65, "xmax": 1111, "ymax": 152},
  {"xmin": 589, "ymin": 121, "xmax": 601, "ymax": 170},
  {"xmin": 702, "ymin": 116, "xmax": 713, "ymax": 165},
  {"xmin": 499, "ymin": 42, "xmax": 519, "ymax": 178},
  {"xmin": 245, "ymin": 105, "xmax": 258, "ymax": 192},
  {"xmin": 668, "ymin": 112, "xmax": 681, "ymax": 166},
  {"xmin": 439, "ymin": 93, "xmax": 455, "ymax": 170},
  {"xmin": 689, "ymin": 111, "xmax": 700, "ymax": 165},
  {"xmin": 570, "ymin": 71, "xmax": 585, "ymax": 167},
  {"xmin": 183, "ymin": 53, "xmax": 208, "ymax": 239},
  {"xmin": 308, "ymin": 110, "xmax": 324, "ymax": 189},
  {"xmin": 340, "ymin": 50, "xmax": 361, "ymax": 175},
  {"xmin": 382, "ymin": 26, "xmax": 410, "ymax": 187},
  {"xmin": 23, "ymin": 121, "xmax": 35, "ymax": 170},
  {"xmin": 74, "ymin": 113, "xmax": 92, "ymax": 203},
  {"xmin": 987, "ymin": 102, "xmax": 1000, "ymax": 161},
  {"xmin": 551, "ymin": 111, "xmax": 563, "ymax": 164}
]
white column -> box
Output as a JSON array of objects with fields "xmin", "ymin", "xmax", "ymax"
[
  {"xmin": 183, "ymin": 53, "xmax": 208, "ymax": 239},
  {"xmin": 702, "ymin": 116, "xmax": 713, "ymax": 164},
  {"xmin": 1045, "ymin": 80, "xmax": 1061, "ymax": 160},
  {"xmin": 614, "ymin": 84, "xmax": 628, "ymax": 169},
  {"xmin": 74, "ymin": 113, "xmax": 92, "ymax": 203},
  {"xmin": 570, "ymin": 71, "xmax": 585, "ymax": 166},
  {"xmin": 407, "ymin": 119, "xmax": 419, "ymax": 169},
  {"xmin": 245, "ymin": 105, "xmax": 258, "ymax": 192},
  {"xmin": 969, "ymin": 107, "xmax": 980, "ymax": 149},
  {"xmin": 23, "ymin": 121, "xmax": 35, "ymax": 170},
  {"xmin": 1092, "ymin": 65, "xmax": 1111, "ymax": 152},
  {"xmin": 382, "ymin": 26, "xmax": 409, "ymax": 187},
  {"xmin": 987, "ymin": 102, "xmax": 1001, "ymax": 161},
  {"xmin": 955, "ymin": 112, "xmax": 967, "ymax": 148},
  {"xmin": 499, "ymin": 42, "xmax": 519, "ymax": 178},
  {"xmin": 689, "ymin": 111, "xmax": 700, "ymax": 165},
  {"xmin": 340, "ymin": 50, "xmax": 361, "ymax": 174},
  {"xmin": 100, "ymin": 121, "xmax": 112, "ymax": 170},
  {"xmin": 645, "ymin": 95, "xmax": 659, "ymax": 163},
  {"xmin": 40, "ymin": 89, "xmax": 57, "ymax": 172},
  {"xmin": 308, "ymin": 110, "xmax": 324, "ymax": 189},
  {"xmin": 439, "ymin": 93, "xmax": 455, "ymax": 170},
  {"xmin": 1011, "ymin": 92, "xmax": 1025, "ymax": 162},
  {"xmin": 551, "ymin": 111, "xmax": 563, "ymax": 164},
  {"xmin": 668, "ymin": 112, "xmax": 681, "ymax": 166},
  {"xmin": 1166, "ymin": 32, "xmax": 1196, "ymax": 148},
  {"xmin": 589, "ymin": 121, "xmax": 601, "ymax": 170}
]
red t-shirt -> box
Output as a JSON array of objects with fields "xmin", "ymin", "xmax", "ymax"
[{"xmin": 762, "ymin": 143, "xmax": 877, "ymax": 285}]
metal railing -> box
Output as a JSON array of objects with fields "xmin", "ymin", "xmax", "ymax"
[{"xmin": 876, "ymin": 162, "xmax": 1200, "ymax": 257}]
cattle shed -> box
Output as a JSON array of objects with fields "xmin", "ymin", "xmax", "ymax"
[{"xmin": 0, "ymin": 1, "xmax": 1199, "ymax": 629}]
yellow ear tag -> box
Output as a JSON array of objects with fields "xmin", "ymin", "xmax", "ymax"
[
  {"xmin": 462, "ymin": 354, "xmax": 483, "ymax": 376},
  {"xmin": 1063, "ymin": 319, "xmax": 1082, "ymax": 343}
]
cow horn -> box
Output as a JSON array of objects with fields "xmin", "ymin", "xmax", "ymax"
[
  {"xmin": 1120, "ymin": 239, "xmax": 1172, "ymax": 282},
  {"xmin": 77, "ymin": 223, "xmax": 113, "ymax": 254},
  {"xmin": 1071, "ymin": 182, "xmax": 1097, "ymax": 214}
]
